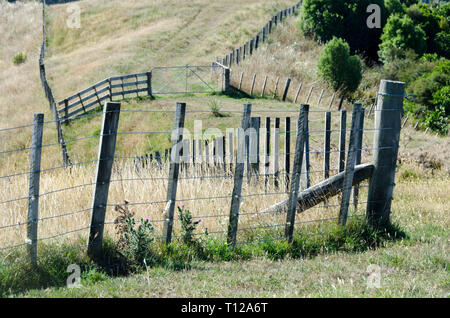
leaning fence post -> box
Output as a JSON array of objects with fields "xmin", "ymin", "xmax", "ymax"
[
  {"xmin": 27, "ymin": 113, "xmax": 44, "ymax": 265},
  {"xmin": 282, "ymin": 78, "xmax": 291, "ymax": 101},
  {"xmin": 338, "ymin": 104, "xmax": 364, "ymax": 226},
  {"xmin": 261, "ymin": 75, "xmax": 268, "ymax": 98},
  {"xmin": 87, "ymin": 102, "xmax": 121, "ymax": 260},
  {"xmin": 250, "ymin": 73, "xmax": 257, "ymax": 96},
  {"xmin": 162, "ymin": 102, "xmax": 187, "ymax": 244},
  {"xmin": 294, "ymin": 82, "xmax": 303, "ymax": 104},
  {"xmin": 227, "ymin": 104, "xmax": 252, "ymax": 248},
  {"xmin": 285, "ymin": 104, "xmax": 309, "ymax": 242},
  {"xmin": 367, "ymin": 80, "xmax": 405, "ymax": 228}
]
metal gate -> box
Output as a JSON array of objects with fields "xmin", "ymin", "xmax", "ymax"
[{"xmin": 150, "ymin": 63, "xmax": 225, "ymax": 95}]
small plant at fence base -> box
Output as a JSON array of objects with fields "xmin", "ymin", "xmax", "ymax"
[
  {"xmin": 178, "ymin": 205, "xmax": 201, "ymax": 246},
  {"xmin": 114, "ymin": 201, "xmax": 155, "ymax": 268}
]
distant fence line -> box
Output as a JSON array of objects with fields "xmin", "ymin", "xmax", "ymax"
[
  {"xmin": 217, "ymin": 1, "xmax": 303, "ymax": 68},
  {"xmin": 39, "ymin": 0, "xmax": 71, "ymax": 166}
]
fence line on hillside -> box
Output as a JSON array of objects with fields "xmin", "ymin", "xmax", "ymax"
[
  {"xmin": 0, "ymin": 79, "xmax": 405, "ymax": 267},
  {"xmin": 217, "ymin": 1, "xmax": 303, "ymax": 68}
]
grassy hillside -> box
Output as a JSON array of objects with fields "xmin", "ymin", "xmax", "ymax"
[{"xmin": 0, "ymin": 0, "xmax": 448, "ymax": 297}]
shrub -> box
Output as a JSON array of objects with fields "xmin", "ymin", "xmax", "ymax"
[
  {"xmin": 178, "ymin": 205, "xmax": 201, "ymax": 246},
  {"xmin": 378, "ymin": 14, "xmax": 427, "ymax": 62},
  {"xmin": 114, "ymin": 202, "xmax": 155, "ymax": 267},
  {"xmin": 317, "ymin": 37, "xmax": 362, "ymax": 94},
  {"xmin": 431, "ymin": 85, "xmax": 450, "ymax": 116},
  {"xmin": 433, "ymin": 32, "xmax": 450, "ymax": 59},
  {"xmin": 409, "ymin": 60, "xmax": 450, "ymax": 105},
  {"xmin": 13, "ymin": 52, "xmax": 27, "ymax": 65}
]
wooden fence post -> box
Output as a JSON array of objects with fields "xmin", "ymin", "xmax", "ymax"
[
  {"xmin": 227, "ymin": 104, "xmax": 252, "ymax": 248},
  {"xmin": 338, "ymin": 104, "xmax": 364, "ymax": 226},
  {"xmin": 282, "ymin": 78, "xmax": 291, "ymax": 101},
  {"xmin": 367, "ymin": 80, "xmax": 405, "ymax": 228},
  {"xmin": 88, "ymin": 102, "xmax": 121, "ymax": 260},
  {"xmin": 228, "ymin": 131, "xmax": 234, "ymax": 173},
  {"xmin": 162, "ymin": 102, "xmax": 186, "ymax": 244},
  {"xmin": 27, "ymin": 113, "xmax": 44, "ymax": 265},
  {"xmin": 250, "ymin": 73, "xmax": 257, "ymax": 96},
  {"xmin": 273, "ymin": 117, "xmax": 280, "ymax": 189},
  {"xmin": 63, "ymin": 99, "xmax": 69, "ymax": 125},
  {"xmin": 353, "ymin": 107, "xmax": 365, "ymax": 211},
  {"xmin": 224, "ymin": 67, "xmax": 231, "ymax": 93},
  {"xmin": 146, "ymin": 71, "xmax": 153, "ymax": 98},
  {"xmin": 300, "ymin": 119, "xmax": 311, "ymax": 189},
  {"xmin": 261, "ymin": 75, "xmax": 268, "ymax": 98},
  {"xmin": 273, "ymin": 77, "xmax": 280, "ymax": 98},
  {"xmin": 250, "ymin": 39, "xmax": 254, "ymax": 55},
  {"xmin": 285, "ymin": 117, "xmax": 291, "ymax": 191},
  {"xmin": 264, "ymin": 117, "xmax": 271, "ymax": 191},
  {"xmin": 249, "ymin": 117, "xmax": 260, "ymax": 177},
  {"xmin": 338, "ymin": 110, "xmax": 347, "ymax": 173},
  {"xmin": 306, "ymin": 86, "xmax": 313, "ymax": 104},
  {"xmin": 323, "ymin": 111, "xmax": 331, "ymax": 180},
  {"xmin": 294, "ymin": 82, "xmax": 303, "ymax": 104},
  {"xmin": 239, "ymin": 72, "xmax": 244, "ymax": 90},
  {"xmin": 285, "ymin": 104, "xmax": 309, "ymax": 242}
]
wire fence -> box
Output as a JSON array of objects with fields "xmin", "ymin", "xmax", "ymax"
[{"xmin": 0, "ymin": 85, "xmax": 405, "ymax": 267}]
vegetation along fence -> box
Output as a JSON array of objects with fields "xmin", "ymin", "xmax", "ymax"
[{"xmin": 0, "ymin": 79, "xmax": 405, "ymax": 266}]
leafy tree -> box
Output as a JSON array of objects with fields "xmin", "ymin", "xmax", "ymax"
[
  {"xmin": 378, "ymin": 14, "xmax": 427, "ymax": 62},
  {"xmin": 407, "ymin": 3, "xmax": 441, "ymax": 53},
  {"xmin": 298, "ymin": 0, "xmax": 387, "ymax": 60},
  {"xmin": 317, "ymin": 37, "xmax": 362, "ymax": 94},
  {"xmin": 385, "ymin": 0, "xmax": 405, "ymax": 15}
]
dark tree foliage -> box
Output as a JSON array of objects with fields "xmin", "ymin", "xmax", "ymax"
[{"xmin": 298, "ymin": 0, "xmax": 388, "ymax": 60}]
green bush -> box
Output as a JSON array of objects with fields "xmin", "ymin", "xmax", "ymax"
[
  {"xmin": 317, "ymin": 37, "xmax": 362, "ymax": 94},
  {"xmin": 433, "ymin": 32, "xmax": 450, "ymax": 59},
  {"xmin": 409, "ymin": 60, "xmax": 450, "ymax": 105},
  {"xmin": 12, "ymin": 52, "xmax": 27, "ymax": 65},
  {"xmin": 431, "ymin": 85, "xmax": 450, "ymax": 116},
  {"xmin": 378, "ymin": 14, "xmax": 427, "ymax": 62},
  {"xmin": 178, "ymin": 205, "xmax": 201, "ymax": 246}
]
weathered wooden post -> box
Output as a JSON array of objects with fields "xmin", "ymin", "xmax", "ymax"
[
  {"xmin": 285, "ymin": 104, "xmax": 309, "ymax": 242},
  {"xmin": 338, "ymin": 104, "xmax": 364, "ymax": 226},
  {"xmin": 27, "ymin": 113, "xmax": 44, "ymax": 265},
  {"xmin": 250, "ymin": 73, "xmax": 257, "ymax": 96},
  {"xmin": 285, "ymin": 117, "xmax": 291, "ymax": 191},
  {"xmin": 146, "ymin": 71, "xmax": 153, "ymax": 98},
  {"xmin": 367, "ymin": 80, "xmax": 405, "ymax": 228},
  {"xmin": 162, "ymin": 102, "xmax": 186, "ymax": 244},
  {"xmin": 261, "ymin": 75, "xmax": 268, "ymax": 98},
  {"xmin": 282, "ymin": 78, "xmax": 291, "ymax": 101},
  {"xmin": 264, "ymin": 117, "xmax": 271, "ymax": 191},
  {"xmin": 63, "ymin": 99, "xmax": 69, "ymax": 125},
  {"xmin": 88, "ymin": 102, "xmax": 121, "ymax": 260},
  {"xmin": 224, "ymin": 67, "xmax": 231, "ymax": 94},
  {"xmin": 273, "ymin": 117, "xmax": 280, "ymax": 189},
  {"xmin": 338, "ymin": 110, "xmax": 347, "ymax": 173},
  {"xmin": 227, "ymin": 104, "xmax": 252, "ymax": 248},
  {"xmin": 294, "ymin": 82, "xmax": 303, "ymax": 104}
]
